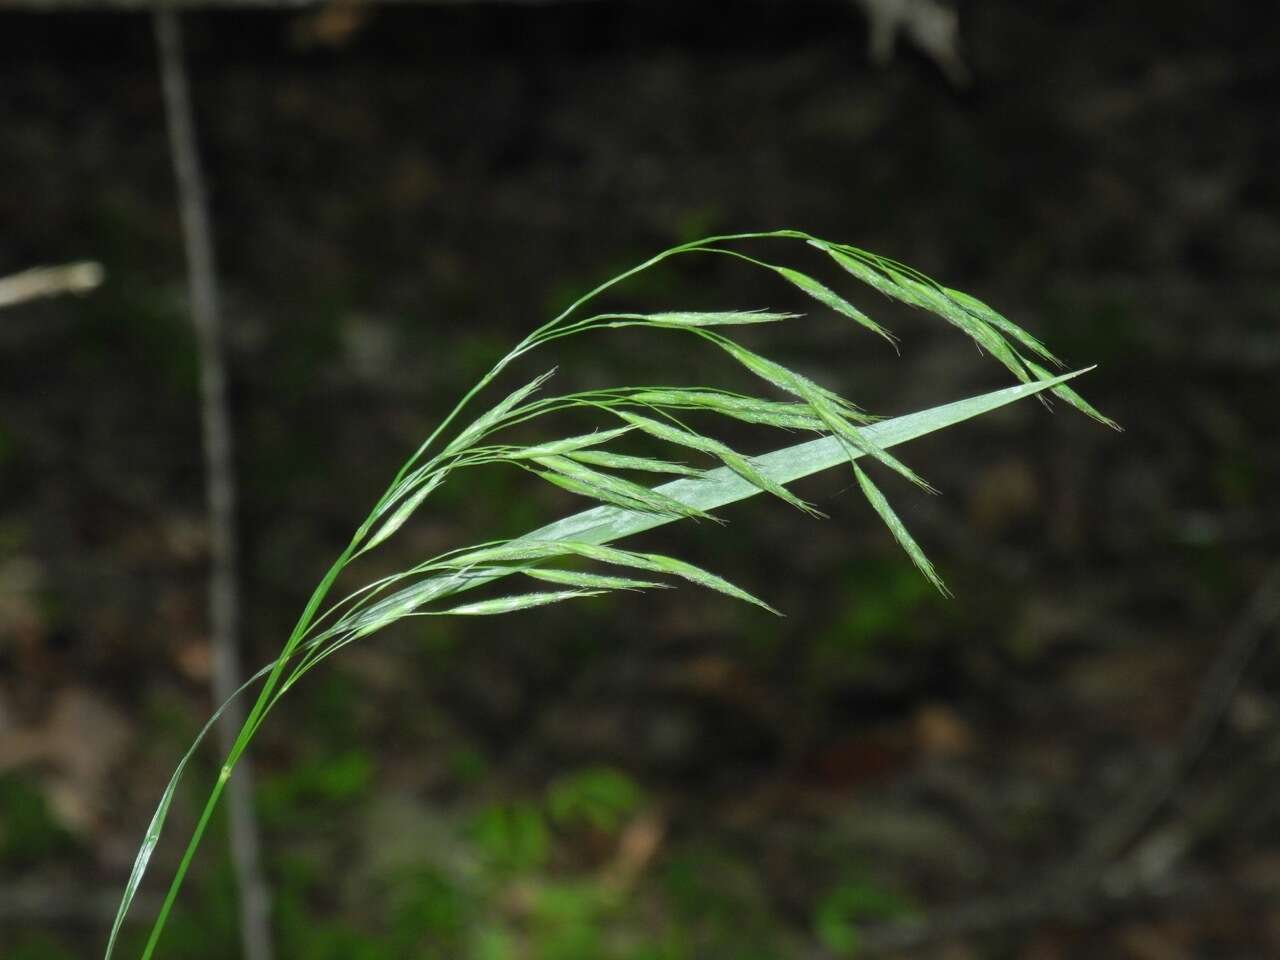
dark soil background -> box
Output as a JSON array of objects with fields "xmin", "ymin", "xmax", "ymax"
[{"xmin": 2, "ymin": 2, "xmax": 1279, "ymax": 957}]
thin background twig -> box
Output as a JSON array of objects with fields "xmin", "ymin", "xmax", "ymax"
[
  {"xmin": 0, "ymin": 262, "xmax": 103, "ymax": 309},
  {"xmin": 154, "ymin": 11, "xmax": 273, "ymax": 960}
]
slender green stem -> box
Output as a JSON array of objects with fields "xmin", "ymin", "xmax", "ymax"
[
  {"xmin": 139, "ymin": 530, "xmax": 362, "ymax": 955},
  {"xmin": 139, "ymin": 769, "xmax": 231, "ymax": 960}
]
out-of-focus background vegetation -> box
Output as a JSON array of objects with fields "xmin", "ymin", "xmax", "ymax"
[{"xmin": 2, "ymin": 1, "xmax": 1278, "ymax": 957}]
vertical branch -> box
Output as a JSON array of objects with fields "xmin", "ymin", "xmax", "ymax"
[{"xmin": 154, "ymin": 11, "xmax": 273, "ymax": 960}]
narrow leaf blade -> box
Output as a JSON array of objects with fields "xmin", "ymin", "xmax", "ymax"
[
  {"xmin": 522, "ymin": 568, "xmax": 669, "ymax": 591},
  {"xmin": 642, "ymin": 309, "xmax": 798, "ymax": 328},
  {"xmin": 444, "ymin": 368, "xmax": 556, "ymax": 455},
  {"xmin": 437, "ymin": 590, "xmax": 604, "ymax": 616},
  {"xmin": 1027, "ymin": 360, "xmax": 1121, "ymax": 430},
  {"xmin": 535, "ymin": 455, "xmax": 719, "ymax": 521},
  {"xmin": 568, "ymin": 450, "xmax": 706, "ymax": 477},
  {"xmin": 629, "ymin": 389, "xmax": 828, "ymax": 430},
  {"xmin": 634, "ymin": 552, "xmax": 782, "ymax": 615},
  {"xmin": 852, "ymin": 462, "xmax": 951, "ymax": 597},
  {"xmin": 503, "ymin": 425, "xmax": 635, "ymax": 460},
  {"xmin": 774, "ymin": 265, "xmax": 896, "ymax": 344},
  {"xmin": 360, "ymin": 472, "xmax": 445, "ymax": 553}
]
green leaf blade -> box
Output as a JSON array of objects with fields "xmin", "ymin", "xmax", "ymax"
[
  {"xmin": 630, "ymin": 551, "xmax": 782, "ymax": 615},
  {"xmin": 1027, "ymin": 360, "xmax": 1121, "ymax": 430},
  {"xmin": 359, "ymin": 472, "xmax": 445, "ymax": 553},
  {"xmin": 773, "ymin": 265, "xmax": 896, "ymax": 345},
  {"xmin": 641, "ymin": 309, "xmax": 798, "ymax": 328},
  {"xmin": 436, "ymin": 590, "xmax": 604, "ymax": 616},
  {"xmin": 852, "ymin": 462, "xmax": 951, "ymax": 597},
  {"xmin": 443, "ymin": 368, "xmax": 556, "ymax": 455},
  {"xmin": 567, "ymin": 449, "xmax": 706, "ymax": 477},
  {"xmin": 628, "ymin": 389, "xmax": 829, "ymax": 431},
  {"xmin": 534, "ymin": 454, "xmax": 720, "ymax": 522},
  {"xmin": 521, "ymin": 568, "xmax": 670, "ymax": 591},
  {"xmin": 503, "ymin": 425, "xmax": 635, "ymax": 461}
]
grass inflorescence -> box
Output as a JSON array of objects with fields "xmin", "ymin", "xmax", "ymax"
[{"xmin": 106, "ymin": 229, "xmax": 1114, "ymax": 959}]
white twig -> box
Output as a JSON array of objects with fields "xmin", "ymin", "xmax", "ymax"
[
  {"xmin": 154, "ymin": 11, "xmax": 273, "ymax": 960},
  {"xmin": 854, "ymin": 0, "xmax": 969, "ymax": 86},
  {"xmin": 0, "ymin": 261, "xmax": 103, "ymax": 309}
]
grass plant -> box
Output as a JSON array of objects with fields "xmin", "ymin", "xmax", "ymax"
[{"xmin": 106, "ymin": 229, "xmax": 1114, "ymax": 958}]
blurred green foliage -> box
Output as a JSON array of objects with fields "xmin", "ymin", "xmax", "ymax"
[
  {"xmin": 3, "ymin": 934, "xmax": 79, "ymax": 960},
  {"xmin": 546, "ymin": 767, "xmax": 642, "ymax": 835},
  {"xmin": 1213, "ymin": 454, "xmax": 1258, "ymax": 507},
  {"xmin": 810, "ymin": 559, "xmax": 942, "ymax": 682},
  {"xmin": 812, "ymin": 877, "xmax": 913, "ymax": 956},
  {"xmin": 447, "ymin": 745, "xmax": 491, "ymax": 786},
  {"xmin": 662, "ymin": 847, "xmax": 788, "ymax": 957},
  {"xmin": 470, "ymin": 801, "xmax": 551, "ymax": 873},
  {"xmin": 79, "ymin": 754, "xmax": 915, "ymax": 960},
  {"xmin": 258, "ymin": 750, "xmax": 374, "ymax": 828},
  {"xmin": 302, "ymin": 672, "xmax": 367, "ymax": 748},
  {"xmin": 76, "ymin": 285, "xmax": 198, "ymax": 401},
  {"xmin": 389, "ymin": 866, "xmax": 471, "ymax": 954},
  {"xmin": 151, "ymin": 862, "xmax": 242, "ymax": 960},
  {"xmin": 0, "ymin": 773, "xmax": 77, "ymax": 866}
]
